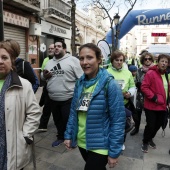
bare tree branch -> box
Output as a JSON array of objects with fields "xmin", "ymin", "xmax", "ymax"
[{"xmin": 77, "ymin": 0, "xmax": 138, "ymax": 52}]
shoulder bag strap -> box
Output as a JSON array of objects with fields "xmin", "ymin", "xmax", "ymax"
[{"xmin": 22, "ymin": 61, "xmax": 25, "ymax": 75}]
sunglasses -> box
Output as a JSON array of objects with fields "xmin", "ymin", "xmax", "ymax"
[{"xmin": 144, "ymin": 58, "xmax": 152, "ymax": 61}]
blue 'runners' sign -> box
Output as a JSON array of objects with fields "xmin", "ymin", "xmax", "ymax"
[{"xmin": 106, "ymin": 9, "xmax": 170, "ymax": 44}]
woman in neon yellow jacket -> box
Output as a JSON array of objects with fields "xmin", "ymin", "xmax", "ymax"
[
  {"xmin": 107, "ymin": 51, "xmax": 136, "ymax": 105},
  {"xmin": 107, "ymin": 50, "xmax": 136, "ymax": 150}
]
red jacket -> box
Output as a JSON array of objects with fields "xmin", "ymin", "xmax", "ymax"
[{"xmin": 141, "ymin": 65, "xmax": 169, "ymax": 111}]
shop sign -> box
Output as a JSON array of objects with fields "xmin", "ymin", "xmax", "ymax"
[
  {"xmin": 41, "ymin": 20, "xmax": 71, "ymax": 39},
  {"xmin": 3, "ymin": 11, "xmax": 29, "ymax": 28},
  {"xmin": 151, "ymin": 33, "xmax": 167, "ymax": 37}
]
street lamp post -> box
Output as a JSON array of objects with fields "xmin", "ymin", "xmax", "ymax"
[{"xmin": 113, "ymin": 13, "xmax": 120, "ymax": 50}]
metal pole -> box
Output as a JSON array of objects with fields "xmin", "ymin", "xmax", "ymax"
[
  {"xmin": 0, "ymin": 0, "xmax": 4, "ymax": 41},
  {"xmin": 111, "ymin": 27, "xmax": 115, "ymax": 53},
  {"xmin": 115, "ymin": 25, "xmax": 117, "ymax": 50}
]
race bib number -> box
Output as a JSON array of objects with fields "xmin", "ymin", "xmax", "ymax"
[
  {"xmin": 77, "ymin": 92, "xmax": 92, "ymax": 111},
  {"xmin": 116, "ymin": 79, "xmax": 125, "ymax": 90},
  {"xmin": 78, "ymin": 98, "xmax": 90, "ymax": 111}
]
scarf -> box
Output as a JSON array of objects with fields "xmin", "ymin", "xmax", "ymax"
[
  {"xmin": 0, "ymin": 72, "xmax": 12, "ymax": 170},
  {"xmin": 142, "ymin": 63, "xmax": 154, "ymax": 72},
  {"xmin": 83, "ymin": 68, "xmax": 102, "ymax": 88}
]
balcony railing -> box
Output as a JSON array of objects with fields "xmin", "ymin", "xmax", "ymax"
[
  {"xmin": 4, "ymin": 0, "xmax": 41, "ymax": 12},
  {"xmin": 22, "ymin": 0, "xmax": 40, "ymax": 8},
  {"xmin": 48, "ymin": 0, "xmax": 71, "ymax": 16},
  {"xmin": 43, "ymin": 7, "xmax": 71, "ymax": 24}
]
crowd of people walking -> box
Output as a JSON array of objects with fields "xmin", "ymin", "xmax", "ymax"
[{"xmin": 0, "ymin": 38, "xmax": 170, "ymax": 170}]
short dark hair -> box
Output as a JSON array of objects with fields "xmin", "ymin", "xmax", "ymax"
[
  {"xmin": 158, "ymin": 54, "xmax": 169, "ymax": 62},
  {"xmin": 55, "ymin": 40, "xmax": 67, "ymax": 49},
  {"xmin": 79, "ymin": 43, "xmax": 102, "ymax": 62},
  {"xmin": 140, "ymin": 52, "xmax": 154, "ymax": 65},
  {"xmin": 110, "ymin": 50, "xmax": 125, "ymax": 63}
]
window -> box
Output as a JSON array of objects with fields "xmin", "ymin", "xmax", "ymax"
[
  {"xmin": 166, "ymin": 35, "xmax": 170, "ymax": 43},
  {"xmin": 154, "ymin": 37, "xmax": 159, "ymax": 43},
  {"xmin": 142, "ymin": 35, "xmax": 147, "ymax": 44}
]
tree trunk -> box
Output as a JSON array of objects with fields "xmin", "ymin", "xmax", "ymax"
[
  {"xmin": 0, "ymin": 0, "xmax": 4, "ymax": 41},
  {"xmin": 71, "ymin": 0, "xmax": 76, "ymax": 56}
]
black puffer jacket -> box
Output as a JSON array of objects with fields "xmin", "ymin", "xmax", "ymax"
[{"xmin": 15, "ymin": 58, "xmax": 39, "ymax": 93}]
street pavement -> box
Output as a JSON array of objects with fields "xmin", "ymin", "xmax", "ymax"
[{"xmin": 25, "ymin": 87, "xmax": 170, "ymax": 170}]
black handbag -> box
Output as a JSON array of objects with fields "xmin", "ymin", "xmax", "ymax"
[
  {"xmin": 125, "ymin": 108, "xmax": 134, "ymax": 133},
  {"xmin": 136, "ymin": 92, "xmax": 144, "ymax": 112}
]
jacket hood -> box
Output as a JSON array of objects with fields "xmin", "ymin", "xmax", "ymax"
[
  {"xmin": 79, "ymin": 68, "xmax": 113, "ymax": 96},
  {"xmin": 15, "ymin": 58, "xmax": 24, "ymax": 65},
  {"xmin": 149, "ymin": 65, "xmax": 157, "ymax": 71},
  {"xmin": 149, "ymin": 65, "xmax": 166, "ymax": 75},
  {"xmin": 53, "ymin": 53, "xmax": 71, "ymax": 62}
]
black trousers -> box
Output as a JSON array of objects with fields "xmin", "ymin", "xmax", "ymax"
[
  {"xmin": 134, "ymin": 110, "xmax": 142, "ymax": 130},
  {"xmin": 39, "ymin": 93, "xmax": 51, "ymax": 129},
  {"xmin": 124, "ymin": 101, "xmax": 137, "ymax": 142},
  {"xmin": 50, "ymin": 98, "xmax": 72, "ymax": 140},
  {"xmin": 125, "ymin": 100, "xmax": 138, "ymax": 125},
  {"xmin": 143, "ymin": 109, "xmax": 164, "ymax": 144},
  {"xmin": 79, "ymin": 147, "xmax": 108, "ymax": 170}
]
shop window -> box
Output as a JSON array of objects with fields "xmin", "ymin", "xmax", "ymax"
[{"xmin": 31, "ymin": 59, "xmax": 36, "ymax": 65}]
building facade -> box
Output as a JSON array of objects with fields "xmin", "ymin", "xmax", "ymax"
[
  {"xmin": 39, "ymin": 0, "xmax": 71, "ymax": 67},
  {"xmin": 3, "ymin": 0, "xmax": 41, "ymax": 73},
  {"xmin": 75, "ymin": 7, "xmax": 107, "ymax": 53},
  {"xmin": 120, "ymin": 25, "xmax": 170, "ymax": 58},
  {"xmin": 3, "ymin": 0, "xmax": 108, "ymax": 71}
]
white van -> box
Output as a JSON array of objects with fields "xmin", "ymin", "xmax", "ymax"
[{"xmin": 147, "ymin": 44, "xmax": 170, "ymax": 55}]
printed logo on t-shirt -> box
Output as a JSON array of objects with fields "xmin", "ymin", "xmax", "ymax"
[{"xmin": 50, "ymin": 63, "xmax": 64, "ymax": 76}]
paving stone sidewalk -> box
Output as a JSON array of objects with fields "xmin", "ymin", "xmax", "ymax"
[{"xmin": 25, "ymin": 87, "xmax": 170, "ymax": 170}]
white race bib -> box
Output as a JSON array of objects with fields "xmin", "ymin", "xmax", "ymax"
[
  {"xmin": 116, "ymin": 79, "xmax": 125, "ymax": 90},
  {"xmin": 77, "ymin": 92, "xmax": 92, "ymax": 111}
]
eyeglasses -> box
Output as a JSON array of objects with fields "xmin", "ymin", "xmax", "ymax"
[{"xmin": 144, "ymin": 58, "xmax": 152, "ymax": 61}]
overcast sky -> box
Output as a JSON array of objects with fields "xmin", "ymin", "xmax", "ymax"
[{"xmin": 77, "ymin": 0, "xmax": 170, "ymax": 20}]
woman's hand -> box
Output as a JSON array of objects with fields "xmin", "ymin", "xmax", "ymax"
[
  {"xmin": 64, "ymin": 140, "xmax": 72, "ymax": 150},
  {"xmin": 168, "ymin": 103, "xmax": 170, "ymax": 108},
  {"xmin": 108, "ymin": 156, "xmax": 118, "ymax": 168}
]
